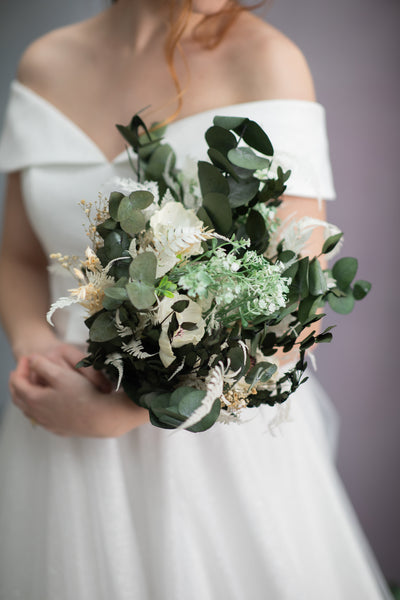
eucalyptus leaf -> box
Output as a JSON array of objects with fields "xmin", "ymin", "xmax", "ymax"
[
  {"xmin": 279, "ymin": 250, "xmax": 296, "ymax": 264},
  {"xmin": 129, "ymin": 190, "xmax": 154, "ymax": 209},
  {"xmin": 353, "ymin": 280, "xmax": 372, "ymax": 300},
  {"xmin": 129, "ymin": 252, "xmax": 157, "ymax": 284},
  {"xmin": 228, "ymin": 177, "xmax": 259, "ymax": 208},
  {"xmin": 227, "ymin": 147, "xmax": 270, "ymax": 170},
  {"xmin": 240, "ymin": 120, "xmax": 274, "ymax": 156},
  {"xmin": 227, "ymin": 345, "xmax": 248, "ymax": 374},
  {"xmin": 198, "ymin": 161, "xmax": 229, "ymax": 196},
  {"xmin": 322, "ymin": 232, "xmax": 343, "ymax": 254},
  {"xmin": 146, "ymin": 144, "xmax": 175, "ymax": 179},
  {"xmin": 309, "ymin": 259, "xmax": 328, "ymax": 295},
  {"xmin": 298, "ymin": 295, "xmax": 322, "ymax": 325},
  {"xmin": 108, "ymin": 192, "xmax": 124, "ymax": 220},
  {"xmin": 315, "ymin": 332, "xmax": 333, "ymax": 343},
  {"xmin": 332, "ymin": 257, "xmax": 358, "ymax": 291},
  {"xmin": 328, "ymin": 291, "xmax": 355, "ymax": 314},
  {"xmin": 104, "ymin": 231, "xmax": 123, "ymax": 260},
  {"xmin": 203, "ymin": 192, "xmax": 232, "ymax": 234},
  {"xmin": 126, "ymin": 281, "xmax": 156, "ymax": 310},
  {"xmin": 120, "ymin": 210, "xmax": 146, "ymax": 236},
  {"xmin": 297, "ymin": 257, "xmax": 309, "ymax": 299},
  {"xmin": 207, "ymin": 148, "xmax": 240, "ymax": 181},
  {"xmin": 245, "ymin": 362, "xmax": 277, "ymax": 386},
  {"xmin": 104, "ymin": 287, "xmax": 128, "ymax": 301},
  {"xmin": 213, "ymin": 115, "xmax": 246, "ymax": 130},
  {"xmin": 245, "ymin": 209, "xmax": 267, "ymax": 250},
  {"xmin": 205, "ymin": 125, "xmax": 237, "ymax": 155},
  {"xmin": 196, "ymin": 206, "xmax": 214, "ymax": 229},
  {"xmin": 89, "ymin": 312, "xmax": 118, "ymax": 342},
  {"xmin": 96, "ymin": 218, "xmax": 117, "ymax": 239}
]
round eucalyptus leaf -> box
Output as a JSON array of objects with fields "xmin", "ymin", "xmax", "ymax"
[
  {"xmin": 146, "ymin": 144, "xmax": 176, "ymax": 179},
  {"xmin": 109, "ymin": 191, "xmax": 124, "ymax": 220},
  {"xmin": 227, "ymin": 345, "xmax": 249, "ymax": 374},
  {"xmin": 213, "ymin": 115, "xmax": 246, "ymax": 130},
  {"xmin": 120, "ymin": 210, "xmax": 146, "ymax": 236},
  {"xmin": 176, "ymin": 388, "xmax": 207, "ymax": 418},
  {"xmin": 126, "ymin": 280, "xmax": 156, "ymax": 310},
  {"xmin": 353, "ymin": 279, "xmax": 372, "ymax": 300},
  {"xmin": 96, "ymin": 217, "xmax": 117, "ymax": 234},
  {"xmin": 129, "ymin": 190, "xmax": 154, "ymax": 209},
  {"xmin": 196, "ymin": 206, "xmax": 214, "ymax": 229},
  {"xmin": 102, "ymin": 295, "xmax": 123, "ymax": 311},
  {"xmin": 328, "ymin": 291, "xmax": 355, "ymax": 314},
  {"xmin": 104, "ymin": 231, "xmax": 123, "ymax": 260},
  {"xmin": 89, "ymin": 312, "xmax": 118, "ymax": 342},
  {"xmin": 129, "ymin": 252, "xmax": 157, "ymax": 284},
  {"xmin": 205, "ymin": 125, "xmax": 237, "ymax": 155},
  {"xmin": 240, "ymin": 120, "xmax": 274, "ymax": 156},
  {"xmin": 104, "ymin": 287, "xmax": 128, "ymax": 301},
  {"xmin": 228, "ymin": 176, "xmax": 260, "ymax": 208},
  {"xmin": 228, "ymin": 147, "xmax": 270, "ymax": 170},
  {"xmin": 207, "ymin": 148, "xmax": 240, "ymax": 181},
  {"xmin": 332, "ymin": 257, "xmax": 358, "ymax": 291}
]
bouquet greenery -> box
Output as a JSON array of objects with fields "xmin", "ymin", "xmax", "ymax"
[{"xmin": 48, "ymin": 113, "xmax": 370, "ymax": 432}]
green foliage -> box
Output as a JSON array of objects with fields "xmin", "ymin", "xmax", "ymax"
[{"xmin": 71, "ymin": 109, "xmax": 371, "ymax": 433}]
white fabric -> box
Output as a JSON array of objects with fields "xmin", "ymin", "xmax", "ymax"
[
  {"xmin": 0, "ymin": 80, "xmax": 335, "ymax": 199},
  {"xmin": 0, "ymin": 82, "xmax": 391, "ymax": 600}
]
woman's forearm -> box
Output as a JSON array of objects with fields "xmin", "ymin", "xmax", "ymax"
[{"xmin": 0, "ymin": 254, "xmax": 57, "ymax": 358}]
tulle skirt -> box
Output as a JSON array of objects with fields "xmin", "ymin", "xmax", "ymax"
[{"xmin": 0, "ymin": 376, "xmax": 391, "ymax": 600}]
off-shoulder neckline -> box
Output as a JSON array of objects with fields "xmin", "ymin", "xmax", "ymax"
[{"xmin": 11, "ymin": 79, "xmax": 325, "ymax": 165}]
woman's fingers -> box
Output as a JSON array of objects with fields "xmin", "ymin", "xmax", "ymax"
[
  {"xmin": 55, "ymin": 345, "xmax": 112, "ymax": 392},
  {"xmin": 9, "ymin": 366, "xmax": 42, "ymax": 416},
  {"xmin": 28, "ymin": 354, "xmax": 64, "ymax": 387}
]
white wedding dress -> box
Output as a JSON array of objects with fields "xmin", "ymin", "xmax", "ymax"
[{"xmin": 0, "ymin": 81, "xmax": 391, "ymax": 600}]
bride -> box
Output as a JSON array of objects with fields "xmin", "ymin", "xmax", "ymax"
[{"xmin": 0, "ymin": 1, "xmax": 391, "ymax": 598}]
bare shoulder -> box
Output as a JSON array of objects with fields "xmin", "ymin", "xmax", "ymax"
[
  {"xmin": 16, "ymin": 18, "xmax": 99, "ymax": 96},
  {"xmin": 227, "ymin": 13, "xmax": 316, "ymax": 102}
]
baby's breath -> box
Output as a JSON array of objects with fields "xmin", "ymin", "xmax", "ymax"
[{"xmin": 176, "ymin": 244, "xmax": 289, "ymax": 328}]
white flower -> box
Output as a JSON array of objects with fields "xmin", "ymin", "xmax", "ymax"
[
  {"xmin": 157, "ymin": 293, "xmax": 206, "ymax": 367},
  {"xmin": 150, "ymin": 201, "xmax": 214, "ymax": 277},
  {"xmin": 150, "ymin": 201, "xmax": 202, "ymax": 239}
]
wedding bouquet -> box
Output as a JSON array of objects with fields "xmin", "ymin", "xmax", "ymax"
[{"xmin": 48, "ymin": 113, "xmax": 370, "ymax": 432}]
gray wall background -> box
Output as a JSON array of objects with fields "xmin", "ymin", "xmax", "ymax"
[{"xmin": 0, "ymin": 0, "xmax": 399, "ymax": 582}]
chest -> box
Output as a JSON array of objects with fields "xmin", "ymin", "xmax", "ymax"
[{"xmin": 39, "ymin": 44, "xmax": 244, "ymax": 163}]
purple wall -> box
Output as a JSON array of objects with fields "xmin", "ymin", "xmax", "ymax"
[
  {"xmin": 0, "ymin": 0, "xmax": 399, "ymax": 581},
  {"xmin": 267, "ymin": 0, "xmax": 400, "ymax": 580}
]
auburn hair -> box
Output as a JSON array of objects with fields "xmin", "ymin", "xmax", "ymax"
[{"xmin": 112, "ymin": 1, "xmax": 266, "ymax": 125}]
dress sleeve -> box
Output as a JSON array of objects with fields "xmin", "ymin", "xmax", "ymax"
[
  {"xmin": 0, "ymin": 80, "xmax": 105, "ymax": 172},
  {"xmin": 255, "ymin": 100, "xmax": 336, "ymax": 201},
  {"xmin": 167, "ymin": 99, "xmax": 336, "ymax": 201}
]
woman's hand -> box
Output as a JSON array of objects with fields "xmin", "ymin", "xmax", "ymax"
[
  {"xmin": 19, "ymin": 340, "xmax": 112, "ymax": 393},
  {"xmin": 9, "ymin": 355, "xmax": 149, "ymax": 438}
]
